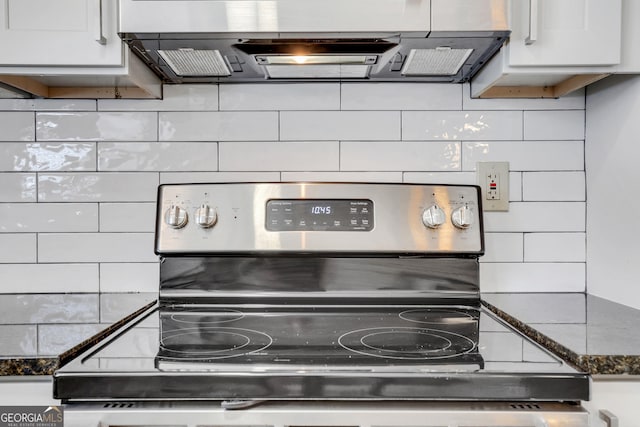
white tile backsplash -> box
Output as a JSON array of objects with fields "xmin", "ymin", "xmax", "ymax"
[
  {"xmin": 0, "ymin": 234, "xmax": 36, "ymax": 263},
  {"xmin": 280, "ymin": 111, "xmax": 400, "ymax": 141},
  {"xmin": 36, "ymin": 112, "xmax": 157, "ymax": 141},
  {"xmin": 159, "ymin": 112, "xmax": 278, "ymax": 141},
  {"xmin": 522, "ymin": 171, "xmax": 585, "ymax": 201},
  {"xmin": 0, "ymin": 112, "xmax": 35, "ymax": 141},
  {"xmin": 0, "ymin": 203, "xmax": 98, "ymax": 232},
  {"xmin": 0, "ymin": 173, "xmax": 37, "ymax": 202},
  {"xmin": 98, "ymin": 142, "xmax": 218, "ymax": 171},
  {"xmin": 220, "ymin": 83, "xmax": 340, "ymax": 111},
  {"xmin": 219, "ymin": 141, "xmax": 339, "ymax": 171},
  {"xmin": 341, "ymin": 141, "xmax": 460, "ymax": 171},
  {"xmin": 402, "ymin": 111, "xmax": 522, "ymax": 141},
  {"xmin": 524, "ymin": 110, "xmax": 585, "ymax": 140},
  {"xmin": 0, "ymin": 264, "xmax": 99, "ymax": 293},
  {"xmin": 341, "ymin": 83, "xmax": 461, "ymax": 110},
  {"xmin": 462, "ymin": 141, "xmax": 584, "ymax": 171},
  {"xmin": 38, "ymin": 233, "xmax": 156, "ymax": 263},
  {"xmin": 0, "ymin": 82, "xmax": 588, "ymax": 295},
  {"xmin": 38, "ymin": 172, "xmax": 158, "ymax": 202},
  {"xmin": 524, "ymin": 233, "xmax": 586, "ymax": 262},
  {"xmin": 0, "ymin": 143, "xmax": 96, "ymax": 171}
]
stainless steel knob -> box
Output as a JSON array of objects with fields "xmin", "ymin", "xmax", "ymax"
[
  {"xmin": 195, "ymin": 203, "xmax": 218, "ymax": 228},
  {"xmin": 422, "ymin": 205, "xmax": 446, "ymax": 229},
  {"xmin": 164, "ymin": 205, "xmax": 188, "ymax": 229},
  {"xmin": 451, "ymin": 205, "xmax": 474, "ymax": 229}
]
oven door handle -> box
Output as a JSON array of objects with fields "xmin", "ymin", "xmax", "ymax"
[{"xmin": 599, "ymin": 409, "xmax": 619, "ymax": 427}]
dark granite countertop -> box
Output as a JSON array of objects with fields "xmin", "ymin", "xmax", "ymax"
[
  {"xmin": 482, "ymin": 293, "xmax": 640, "ymax": 375},
  {"xmin": 0, "ymin": 293, "xmax": 157, "ymax": 376}
]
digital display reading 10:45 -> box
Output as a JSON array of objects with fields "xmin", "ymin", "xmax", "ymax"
[{"xmin": 266, "ymin": 199, "xmax": 373, "ymax": 231}]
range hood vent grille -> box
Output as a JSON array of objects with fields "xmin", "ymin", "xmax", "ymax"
[
  {"xmin": 402, "ymin": 48, "xmax": 474, "ymax": 76},
  {"xmin": 157, "ymin": 49, "xmax": 231, "ymax": 77}
]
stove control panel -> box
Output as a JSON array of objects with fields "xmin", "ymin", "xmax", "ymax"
[{"xmin": 155, "ymin": 183, "xmax": 484, "ymax": 255}]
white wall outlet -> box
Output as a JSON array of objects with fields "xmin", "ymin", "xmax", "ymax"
[{"xmin": 477, "ymin": 161, "xmax": 509, "ymax": 211}]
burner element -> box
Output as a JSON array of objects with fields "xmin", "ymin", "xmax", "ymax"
[
  {"xmin": 160, "ymin": 327, "xmax": 272, "ymax": 361},
  {"xmin": 338, "ymin": 327, "xmax": 476, "ymax": 360},
  {"xmin": 399, "ymin": 308, "xmax": 476, "ymax": 325}
]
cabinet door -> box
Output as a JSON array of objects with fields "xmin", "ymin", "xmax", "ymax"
[
  {"xmin": 0, "ymin": 0, "xmax": 123, "ymax": 66},
  {"xmin": 509, "ymin": 0, "xmax": 621, "ymax": 66}
]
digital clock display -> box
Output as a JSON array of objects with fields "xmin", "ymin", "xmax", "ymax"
[{"xmin": 266, "ymin": 199, "xmax": 373, "ymax": 231}]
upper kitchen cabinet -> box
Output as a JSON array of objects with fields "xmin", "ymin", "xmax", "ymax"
[
  {"xmin": 0, "ymin": 0, "xmax": 160, "ymax": 98},
  {"xmin": 471, "ymin": 0, "xmax": 633, "ymax": 98}
]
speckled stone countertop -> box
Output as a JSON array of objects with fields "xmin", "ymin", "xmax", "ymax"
[
  {"xmin": 482, "ymin": 293, "xmax": 640, "ymax": 375},
  {"xmin": 0, "ymin": 293, "xmax": 157, "ymax": 376}
]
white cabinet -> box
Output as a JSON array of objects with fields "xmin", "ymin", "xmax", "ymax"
[
  {"xmin": 584, "ymin": 379, "xmax": 640, "ymax": 426},
  {"xmin": 509, "ymin": 0, "xmax": 621, "ymax": 67},
  {"xmin": 0, "ymin": 0, "xmax": 122, "ymax": 67},
  {"xmin": 0, "ymin": 0, "xmax": 160, "ymax": 98},
  {"xmin": 471, "ymin": 0, "xmax": 630, "ymax": 98}
]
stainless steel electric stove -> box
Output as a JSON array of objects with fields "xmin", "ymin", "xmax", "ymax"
[{"xmin": 54, "ymin": 183, "xmax": 590, "ymax": 426}]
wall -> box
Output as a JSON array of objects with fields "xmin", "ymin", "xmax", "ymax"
[
  {"xmin": 586, "ymin": 75, "xmax": 640, "ymax": 310},
  {"xmin": 0, "ymin": 83, "xmax": 586, "ymax": 294}
]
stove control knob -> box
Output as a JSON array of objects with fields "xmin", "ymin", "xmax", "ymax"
[
  {"xmin": 165, "ymin": 205, "xmax": 188, "ymax": 229},
  {"xmin": 195, "ymin": 203, "xmax": 218, "ymax": 228},
  {"xmin": 422, "ymin": 205, "xmax": 446, "ymax": 229},
  {"xmin": 451, "ymin": 205, "xmax": 474, "ymax": 229}
]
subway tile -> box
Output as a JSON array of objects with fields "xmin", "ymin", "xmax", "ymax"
[
  {"xmin": 0, "ymin": 143, "xmax": 96, "ymax": 171},
  {"xmin": 483, "ymin": 202, "xmax": 585, "ymax": 232},
  {"xmin": 159, "ymin": 112, "xmax": 278, "ymax": 141},
  {"xmin": 0, "ymin": 234, "xmax": 36, "ymax": 263},
  {"xmin": 38, "ymin": 173, "xmax": 158, "ymax": 202},
  {"xmin": 100, "ymin": 263, "xmax": 159, "ymax": 293},
  {"xmin": 509, "ymin": 172, "xmax": 523, "ymax": 202},
  {"xmin": 463, "ymin": 84, "xmax": 586, "ymax": 110},
  {"xmin": 0, "ymin": 112, "xmax": 35, "ymax": 141},
  {"xmin": 38, "ymin": 233, "xmax": 157, "ymax": 263},
  {"xmin": 100, "ymin": 293, "xmax": 157, "ymax": 323},
  {"xmin": 38, "ymin": 324, "xmax": 104, "ymax": 356},
  {"xmin": 403, "ymin": 171, "xmax": 475, "ymax": 184},
  {"xmin": 98, "ymin": 142, "xmax": 218, "ymax": 171},
  {"xmin": 482, "ymin": 293, "xmax": 587, "ymax": 323},
  {"xmin": 462, "ymin": 141, "xmax": 584, "ymax": 171},
  {"xmin": 524, "ymin": 110, "xmax": 585, "ymax": 140},
  {"xmin": 220, "ymin": 83, "xmax": 339, "ymax": 110},
  {"xmin": 341, "ymin": 83, "xmax": 461, "ymax": 110},
  {"xmin": 219, "ymin": 141, "xmax": 339, "ymax": 171},
  {"xmin": 340, "ymin": 141, "xmax": 460, "ymax": 171},
  {"xmin": 160, "ymin": 172, "xmax": 281, "ymax": 184},
  {"xmin": 0, "ymin": 325, "xmax": 37, "ymax": 357},
  {"xmin": 0, "ymin": 203, "xmax": 98, "ymax": 232},
  {"xmin": 522, "ymin": 171, "xmax": 585, "ymax": 201},
  {"xmin": 36, "ymin": 112, "xmax": 157, "ymax": 141},
  {"xmin": 479, "ymin": 332, "xmax": 523, "ymax": 362},
  {"xmin": 0, "ymin": 99, "xmax": 36, "ymax": 110},
  {"xmin": 99, "ymin": 203, "xmax": 156, "ymax": 232},
  {"xmin": 480, "ymin": 263, "xmax": 585, "ymax": 292},
  {"xmin": 99, "ymin": 84, "xmax": 218, "ymax": 111},
  {"xmin": 280, "ymin": 111, "xmax": 400, "ymax": 141},
  {"xmin": 479, "ymin": 312, "xmax": 511, "ymax": 332},
  {"xmin": 0, "ymin": 173, "xmax": 36, "ymax": 202},
  {"xmin": 402, "ymin": 111, "xmax": 522, "ymax": 141},
  {"xmin": 0, "ymin": 294, "xmax": 99, "ymax": 324},
  {"xmin": 33, "ymin": 99, "xmax": 97, "ymax": 111},
  {"xmin": 0, "ymin": 264, "xmax": 99, "ymax": 293},
  {"xmin": 522, "ymin": 340, "xmax": 559, "ymax": 363},
  {"xmin": 481, "ymin": 233, "xmax": 523, "ymax": 263},
  {"xmin": 524, "ymin": 233, "xmax": 586, "ymax": 262},
  {"xmin": 282, "ymin": 172, "xmax": 403, "ymax": 182}
]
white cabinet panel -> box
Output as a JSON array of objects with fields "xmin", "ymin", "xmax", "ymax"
[
  {"xmin": 509, "ymin": 0, "xmax": 621, "ymax": 66},
  {"xmin": 0, "ymin": 0, "xmax": 123, "ymax": 66}
]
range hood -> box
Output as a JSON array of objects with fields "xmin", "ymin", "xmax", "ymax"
[{"xmin": 119, "ymin": 0, "xmax": 509, "ymax": 83}]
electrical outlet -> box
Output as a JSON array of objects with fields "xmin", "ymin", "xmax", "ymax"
[{"xmin": 477, "ymin": 162, "xmax": 509, "ymax": 211}]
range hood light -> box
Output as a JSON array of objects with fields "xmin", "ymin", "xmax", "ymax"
[{"xmin": 257, "ymin": 55, "xmax": 376, "ymax": 65}]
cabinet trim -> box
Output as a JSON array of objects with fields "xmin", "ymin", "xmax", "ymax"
[{"xmin": 478, "ymin": 74, "xmax": 609, "ymax": 98}]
